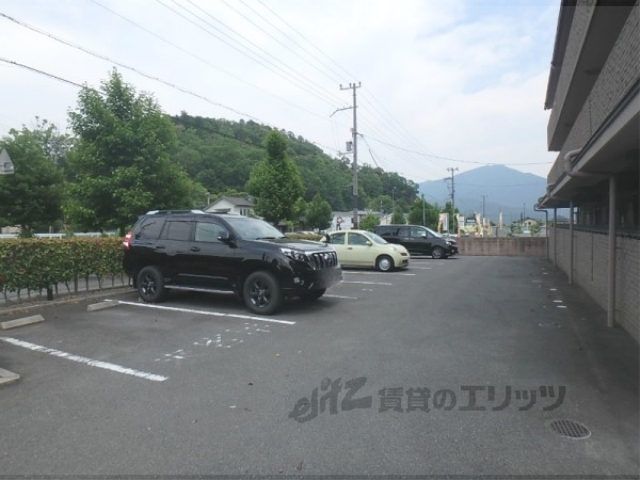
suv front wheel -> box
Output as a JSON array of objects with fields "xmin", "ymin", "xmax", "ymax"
[
  {"xmin": 137, "ymin": 266, "xmax": 167, "ymax": 303},
  {"xmin": 243, "ymin": 271, "xmax": 282, "ymax": 315}
]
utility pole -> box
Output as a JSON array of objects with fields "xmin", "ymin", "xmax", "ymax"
[
  {"xmin": 340, "ymin": 82, "xmax": 361, "ymax": 229},
  {"xmin": 421, "ymin": 193, "xmax": 425, "ymax": 226},
  {"xmin": 481, "ymin": 194, "xmax": 488, "ymax": 219},
  {"xmin": 446, "ymin": 167, "xmax": 459, "ymax": 211},
  {"xmin": 445, "ymin": 167, "xmax": 459, "ymax": 232}
]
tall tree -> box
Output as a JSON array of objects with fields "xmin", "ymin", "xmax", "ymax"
[
  {"xmin": 66, "ymin": 70, "xmax": 196, "ymax": 234},
  {"xmin": 306, "ymin": 193, "xmax": 333, "ymax": 230},
  {"xmin": 408, "ymin": 197, "xmax": 439, "ymax": 228},
  {"xmin": 391, "ymin": 206, "xmax": 406, "ymax": 224},
  {"xmin": 0, "ymin": 124, "xmax": 65, "ymax": 236},
  {"xmin": 246, "ymin": 130, "xmax": 304, "ymax": 224}
]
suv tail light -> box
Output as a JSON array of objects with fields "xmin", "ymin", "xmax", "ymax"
[{"xmin": 123, "ymin": 231, "xmax": 133, "ymax": 250}]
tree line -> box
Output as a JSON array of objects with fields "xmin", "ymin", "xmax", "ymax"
[{"xmin": 0, "ymin": 69, "xmax": 455, "ymax": 236}]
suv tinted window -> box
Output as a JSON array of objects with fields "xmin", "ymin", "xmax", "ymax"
[
  {"xmin": 194, "ymin": 222, "xmax": 226, "ymax": 243},
  {"xmin": 136, "ymin": 217, "xmax": 165, "ymax": 239},
  {"xmin": 163, "ymin": 220, "xmax": 192, "ymax": 241}
]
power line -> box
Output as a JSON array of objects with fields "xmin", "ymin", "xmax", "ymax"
[
  {"xmin": 156, "ymin": 0, "xmax": 342, "ymax": 108},
  {"xmin": 0, "ymin": 57, "xmax": 84, "ymax": 88},
  {"xmin": 89, "ymin": 0, "xmax": 343, "ymax": 125},
  {"xmin": 252, "ymin": 0, "xmax": 354, "ymax": 82},
  {"xmin": 365, "ymin": 135, "xmax": 553, "ymax": 166},
  {"xmin": 0, "ymin": 11, "xmax": 263, "ymax": 122},
  {"xmin": 219, "ymin": 0, "xmax": 344, "ymax": 86}
]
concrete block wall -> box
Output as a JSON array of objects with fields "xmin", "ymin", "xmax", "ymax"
[
  {"xmin": 550, "ymin": 227, "xmax": 639, "ymax": 341},
  {"xmin": 457, "ymin": 238, "xmax": 546, "ymax": 256}
]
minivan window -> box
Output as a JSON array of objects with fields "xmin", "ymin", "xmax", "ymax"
[{"xmin": 163, "ymin": 220, "xmax": 192, "ymax": 241}]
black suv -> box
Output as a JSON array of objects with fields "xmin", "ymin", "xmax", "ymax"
[
  {"xmin": 374, "ymin": 224, "xmax": 458, "ymax": 259},
  {"xmin": 123, "ymin": 210, "xmax": 342, "ymax": 314}
]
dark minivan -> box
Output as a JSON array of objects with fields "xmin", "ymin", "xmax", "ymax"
[
  {"xmin": 123, "ymin": 210, "xmax": 342, "ymax": 314},
  {"xmin": 374, "ymin": 224, "xmax": 458, "ymax": 259}
]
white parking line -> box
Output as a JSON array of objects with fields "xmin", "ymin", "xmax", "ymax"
[
  {"xmin": 108, "ymin": 300, "xmax": 296, "ymax": 325},
  {"xmin": 342, "ymin": 281, "xmax": 393, "ymax": 286},
  {"xmin": 343, "ymin": 271, "xmax": 416, "ymax": 276},
  {"xmin": 324, "ymin": 294, "xmax": 358, "ymax": 299},
  {"xmin": 0, "ymin": 337, "xmax": 168, "ymax": 382}
]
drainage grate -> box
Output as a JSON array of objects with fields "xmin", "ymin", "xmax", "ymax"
[{"xmin": 549, "ymin": 419, "xmax": 591, "ymax": 439}]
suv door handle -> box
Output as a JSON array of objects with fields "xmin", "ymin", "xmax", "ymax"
[
  {"xmin": 190, "ymin": 246, "xmax": 200, "ymax": 252},
  {"xmin": 155, "ymin": 244, "xmax": 165, "ymax": 250}
]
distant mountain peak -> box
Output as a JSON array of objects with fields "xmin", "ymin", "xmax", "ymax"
[{"xmin": 419, "ymin": 165, "xmax": 547, "ymax": 222}]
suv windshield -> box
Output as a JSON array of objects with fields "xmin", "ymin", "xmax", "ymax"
[{"xmin": 223, "ymin": 215, "xmax": 285, "ymax": 240}]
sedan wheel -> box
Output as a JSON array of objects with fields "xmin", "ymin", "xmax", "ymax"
[{"xmin": 376, "ymin": 255, "xmax": 394, "ymax": 272}]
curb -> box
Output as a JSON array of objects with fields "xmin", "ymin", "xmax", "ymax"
[
  {"xmin": 0, "ymin": 287, "xmax": 134, "ymax": 318},
  {"xmin": 1, "ymin": 314, "xmax": 45, "ymax": 330}
]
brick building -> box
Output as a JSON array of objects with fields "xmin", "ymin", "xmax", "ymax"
[{"xmin": 537, "ymin": 1, "xmax": 639, "ymax": 341}]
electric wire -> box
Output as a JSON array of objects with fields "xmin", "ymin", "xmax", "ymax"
[
  {"xmin": 182, "ymin": 0, "xmax": 348, "ymax": 106},
  {"xmin": 157, "ymin": 0, "xmax": 342, "ymax": 108},
  {"xmin": 0, "ymin": 11, "xmax": 264, "ymax": 122}
]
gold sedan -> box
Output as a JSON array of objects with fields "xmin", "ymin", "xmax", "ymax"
[{"xmin": 323, "ymin": 229, "xmax": 410, "ymax": 272}]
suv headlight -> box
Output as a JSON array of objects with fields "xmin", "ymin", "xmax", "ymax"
[{"xmin": 281, "ymin": 248, "xmax": 308, "ymax": 262}]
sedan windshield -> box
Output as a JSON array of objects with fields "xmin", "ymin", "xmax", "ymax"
[
  {"xmin": 367, "ymin": 232, "xmax": 388, "ymax": 244},
  {"xmin": 223, "ymin": 216, "xmax": 285, "ymax": 240}
]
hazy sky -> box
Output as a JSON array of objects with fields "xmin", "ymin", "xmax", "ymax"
[{"xmin": 0, "ymin": 0, "xmax": 560, "ymax": 184}]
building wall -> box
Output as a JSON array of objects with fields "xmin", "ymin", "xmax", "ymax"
[
  {"xmin": 550, "ymin": 227, "xmax": 639, "ymax": 341},
  {"xmin": 546, "ymin": 2, "xmax": 640, "ymax": 185},
  {"xmin": 547, "ymin": 0, "xmax": 596, "ymax": 143}
]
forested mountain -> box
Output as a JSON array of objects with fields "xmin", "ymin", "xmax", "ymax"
[{"xmin": 170, "ymin": 113, "xmax": 418, "ymax": 211}]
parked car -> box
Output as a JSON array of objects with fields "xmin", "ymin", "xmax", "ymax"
[
  {"xmin": 374, "ymin": 224, "xmax": 458, "ymax": 259},
  {"xmin": 322, "ymin": 229, "xmax": 409, "ymax": 271},
  {"xmin": 123, "ymin": 210, "xmax": 342, "ymax": 314}
]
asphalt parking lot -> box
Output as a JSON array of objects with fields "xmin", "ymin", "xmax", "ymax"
[{"xmin": 0, "ymin": 256, "xmax": 638, "ymax": 477}]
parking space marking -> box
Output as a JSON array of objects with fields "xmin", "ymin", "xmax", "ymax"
[
  {"xmin": 343, "ymin": 271, "xmax": 416, "ymax": 276},
  {"xmin": 108, "ymin": 300, "xmax": 296, "ymax": 325},
  {"xmin": 0, "ymin": 337, "xmax": 168, "ymax": 382},
  {"xmin": 342, "ymin": 281, "xmax": 393, "ymax": 286},
  {"xmin": 324, "ymin": 294, "xmax": 358, "ymax": 299},
  {"xmin": 408, "ymin": 267, "xmax": 432, "ymax": 270}
]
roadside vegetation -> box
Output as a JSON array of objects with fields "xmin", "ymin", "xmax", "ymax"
[{"xmin": 0, "ymin": 69, "xmax": 457, "ymax": 236}]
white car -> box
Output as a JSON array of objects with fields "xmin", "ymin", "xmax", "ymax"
[{"xmin": 323, "ymin": 229, "xmax": 410, "ymax": 272}]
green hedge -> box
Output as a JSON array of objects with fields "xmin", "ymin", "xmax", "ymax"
[{"xmin": 0, "ymin": 238, "xmax": 124, "ymax": 299}]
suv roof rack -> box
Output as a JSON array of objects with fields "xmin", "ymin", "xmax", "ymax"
[{"xmin": 146, "ymin": 209, "xmax": 205, "ymax": 215}]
